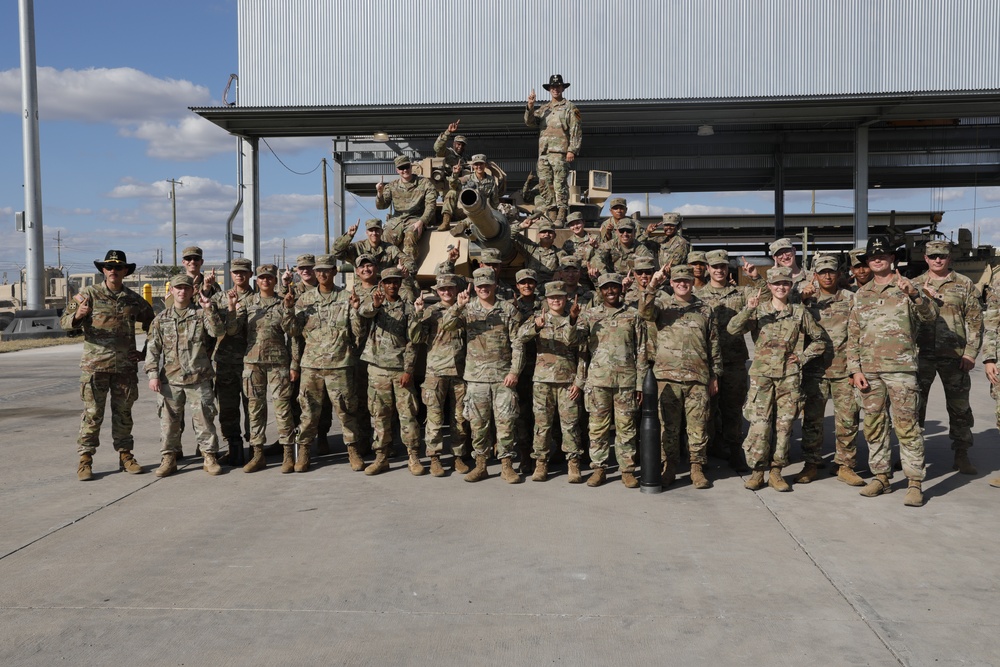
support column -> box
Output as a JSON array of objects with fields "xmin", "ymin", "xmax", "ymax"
[
  {"xmin": 774, "ymin": 152, "xmax": 785, "ymax": 239},
  {"xmin": 19, "ymin": 0, "xmax": 44, "ymax": 310},
  {"xmin": 854, "ymin": 126, "xmax": 869, "ymax": 246},
  {"xmin": 332, "ymin": 147, "xmax": 347, "ymax": 287},
  {"xmin": 242, "ymin": 137, "xmax": 260, "ymax": 269}
]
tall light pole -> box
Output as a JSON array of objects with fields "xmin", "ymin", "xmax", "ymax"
[
  {"xmin": 19, "ymin": 0, "xmax": 44, "ymax": 310},
  {"xmin": 168, "ymin": 178, "xmax": 183, "ymax": 266}
]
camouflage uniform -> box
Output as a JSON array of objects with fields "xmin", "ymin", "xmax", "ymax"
[
  {"xmin": 514, "ymin": 293, "xmax": 543, "ymax": 463},
  {"xmin": 655, "ymin": 235, "xmax": 691, "ymax": 271},
  {"xmin": 144, "ymin": 298, "xmax": 228, "ymax": 455},
  {"xmin": 433, "ymin": 130, "xmax": 467, "ymax": 172},
  {"xmin": 639, "ymin": 289, "xmax": 721, "ymax": 466},
  {"xmin": 802, "ymin": 289, "xmax": 860, "ymax": 467},
  {"xmin": 375, "ymin": 173, "xmax": 437, "ymax": 255},
  {"xmin": 728, "ymin": 300, "xmax": 827, "ymax": 469},
  {"xmin": 211, "ymin": 285, "xmax": 254, "ymax": 445},
  {"xmin": 577, "ymin": 300, "xmax": 647, "ymax": 471},
  {"xmin": 61, "ymin": 282, "xmax": 155, "ymax": 454},
  {"xmin": 442, "ymin": 171, "xmax": 498, "ymax": 222},
  {"xmin": 163, "ymin": 272, "xmax": 220, "ymax": 309},
  {"xmin": 847, "ymin": 277, "xmax": 938, "ymax": 481},
  {"xmin": 511, "ymin": 229, "xmax": 564, "ymax": 285},
  {"xmin": 912, "ymin": 270, "xmax": 982, "ymax": 452},
  {"xmin": 981, "ymin": 295, "xmax": 1000, "ymax": 427},
  {"xmin": 440, "ymin": 297, "xmax": 525, "ymax": 459},
  {"xmin": 596, "ymin": 238, "xmax": 656, "ymax": 276},
  {"xmin": 331, "ymin": 235, "xmax": 411, "ymax": 274},
  {"xmin": 525, "ymin": 98, "xmax": 582, "ymax": 211}
]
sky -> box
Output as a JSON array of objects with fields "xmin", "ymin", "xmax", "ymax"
[{"xmin": 2, "ymin": 0, "xmax": 1000, "ymax": 282}]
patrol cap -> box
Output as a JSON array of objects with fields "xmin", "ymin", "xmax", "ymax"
[
  {"xmin": 231, "ymin": 258, "xmax": 253, "ymax": 273},
  {"xmin": 516, "ymin": 269, "xmax": 538, "ymax": 284},
  {"xmin": 866, "ymin": 235, "xmax": 895, "ymax": 256},
  {"xmin": 616, "ymin": 219, "xmax": 636, "ymax": 232},
  {"xmin": 182, "ymin": 246, "xmax": 203, "ymax": 260},
  {"xmin": 171, "ymin": 274, "xmax": 194, "ymax": 288},
  {"xmin": 453, "ymin": 135, "xmax": 467, "ymax": 144},
  {"xmin": 767, "ymin": 266, "xmax": 794, "ymax": 283},
  {"xmin": 355, "ymin": 253, "xmax": 376, "ymax": 266},
  {"xmin": 670, "ymin": 264, "xmax": 694, "ymax": 281},
  {"xmin": 434, "ymin": 274, "xmax": 458, "ymax": 289},
  {"xmin": 393, "ymin": 155, "xmax": 412, "ymax": 168},
  {"xmin": 559, "ymin": 256, "xmax": 581, "ymax": 270},
  {"xmin": 769, "ymin": 238, "xmax": 795, "ymax": 256},
  {"xmin": 566, "ymin": 211, "xmax": 585, "ymax": 224},
  {"xmin": 257, "ymin": 264, "xmax": 278, "ymax": 278},
  {"xmin": 536, "ymin": 220, "xmax": 555, "ymax": 233},
  {"xmin": 633, "ymin": 257, "xmax": 656, "ymax": 272},
  {"xmin": 813, "ymin": 255, "xmax": 840, "ymax": 273},
  {"xmin": 597, "ymin": 272, "xmax": 623, "ymax": 287},
  {"xmin": 479, "ymin": 248, "xmax": 503, "ymax": 264},
  {"xmin": 687, "ymin": 251, "xmax": 708, "ymax": 265},
  {"xmin": 295, "ymin": 253, "xmax": 316, "ymax": 268},
  {"xmin": 473, "ymin": 267, "xmax": 497, "ymax": 286},
  {"xmin": 544, "ymin": 281, "xmax": 568, "ymax": 296},
  {"xmin": 848, "ymin": 248, "xmax": 868, "ymax": 267},
  {"xmin": 470, "ymin": 153, "xmax": 487, "ymax": 164},
  {"xmin": 925, "ymin": 240, "xmax": 952, "ymax": 256},
  {"xmin": 705, "ymin": 249, "xmax": 730, "ymax": 266},
  {"xmin": 313, "ymin": 254, "xmax": 337, "ymax": 270},
  {"xmin": 662, "ymin": 212, "xmax": 682, "ymax": 226},
  {"xmin": 609, "ymin": 197, "xmax": 627, "ymax": 209},
  {"xmin": 365, "ymin": 218, "xmax": 383, "ymax": 231},
  {"xmin": 380, "ymin": 267, "xmax": 404, "ymax": 282}
]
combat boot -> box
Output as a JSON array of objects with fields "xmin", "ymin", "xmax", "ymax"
[
  {"xmin": 203, "ymin": 452, "xmax": 222, "ymax": 476},
  {"xmin": 429, "ymin": 455, "xmax": 445, "ymax": 477},
  {"xmin": 155, "ymin": 452, "xmax": 177, "ymax": 478},
  {"xmin": 452, "ymin": 455, "xmax": 470, "ymax": 474},
  {"xmin": 280, "ymin": 445, "xmax": 295, "ymax": 474},
  {"xmin": 437, "ymin": 213, "xmax": 452, "ymax": 232},
  {"xmin": 315, "ymin": 435, "xmax": 331, "ymax": 456},
  {"xmin": 500, "ymin": 457, "xmax": 522, "ymax": 484},
  {"xmin": 768, "ymin": 467, "xmax": 791, "ymax": 492},
  {"xmin": 346, "ymin": 444, "xmax": 365, "ymax": 471},
  {"xmin": 953, "ymin": 449, "xmax": 977, "ymax": 475},
  {"xmin": 118, "ymin": 450, "xmax": 144, "ymax": 474},
  {"xmin": 662, "ymin": 460, "xmax": 677, "ymax": 487},
  {"xmin": 744, "ymin": 469, "xmax": 766, "ymax": 490},
  {"xmin": 587, "ymin": 467, "xmax": 607, "ymax": 487},
  {"xmin": 294, "ymin": 443, "xmax": 311, "ymax": 473},
  {"xmin": 464, "ymin": 454, "xmax": 489, "ymax": 482},
  {"xmin": 860, "ymin": 473, "xmax": 892, "ymax": 497},
  {"xmin": 364, "ymin": 449, "xmax": 390, "ymax": 476},
  {"xmin": 795, "ymin": 463, "xmax": 819, "ymax": 484},
  {"xmin": 837, "ymin": 465, "xmax": 865, "ymax": 486},
  {"xmin": 77, "ymin": 453, "xmax": 93, "ymax": 481},
  {"xmin": 243, "ymin": 445, "xmax": 266, "ymax": 473},
  {"xmin": 689, "ymin": 463, "xmax": 710, "ymax": 489},
  {"xmin": 555, "ymin": 206, "xmax": 567, "ymax": 228},
  {"xmin": 408, "ymin": 449, "xmax": 426, "ymax": 476},
  {"xmin": 621, "ymin": 470, "xmax": 640, "ymax": 488},
  {"xmin": 904, "ymin": 479, "xmax": 924, "ymax": 507},
  {"xmin": 531, "ymin": 459, "xmax": 548, "ymax": 482},
  {"xmin": 567, "ymin": 457, "xmax": 583, "ymax": 484}
]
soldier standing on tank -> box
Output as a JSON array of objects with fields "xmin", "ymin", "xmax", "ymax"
[
  {"xmin": 561, "ymin": 212, "xmax": 597, "ymax": 282},
  {"xmin": 375, "ymin": 154, "xmax": 437, "ymax": 258},
  {"xmin": 293, "ymin": 255, "xmax": 366, "ymax": 472},
  {"xmin": 577, "ymin": 272, "xmax": 647, "ymax": 488},
  {"xmin": 513, "ymin": 217, "xmax": 565, "ymax": 285},
  {"xmin": 61, "ymin": 250, "xmax": 155, "ymax": 480},
  {"xmin": 212, "ymin": 258, "xmax": 255, "ymax": 464},
  {"xmin": 434, "ymin": 119, "xmax": 468, "ymax": 173},
  {"xmin": 232, "ymin": 264, "xmax": 301, "ymax": 474},
  {"xmin": 598, "ymin": 197, "xmax": 630, "ymax": 242},
  {"xmin": 525, "ymin": 74, "xmax": 582, "ymax": 227},
  {"xmin": 594, "ymin": 219, "xmax": 656, "ymax": 278},
  {"xmin": 799, "ymin": 255, "xmax": 864, "ymax": 486},
  {"xmin": 640, "ymin": 264, "xmax": 721, "ymax": 489},
  {"xmin": 847, "ymin": 235, "xmax": 938, "ymax": 507},
  {"xmin": 440, "ymin": 267, "xmax": 525, "ymax": 483},
  {"xmin": 144, "ymin": 274, "xmax": 229, "ymax": 478},
  {"xmin": 411, "ymin": 274, "xmax": 471, "ymax": 476},
  {"xmin": 728, "ymin": 266, "xmax": 828, "ymax": 493},
  {"xmin": 911, "ymin": 239, "xmax": 983, "ymax": 475},
  {"xmin": 439, "ymin": 153, "xmax": 498, "ymax": 232}
]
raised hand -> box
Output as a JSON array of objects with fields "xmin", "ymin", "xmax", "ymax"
[
  {"xmin": 204, "ymin": 269, "xmax": 217, "ymax": 292},
  {"xmin": 747, "ymin": 287, "xmax": 763, "ymax": 310},
  {"xmin": 227, "ymin": 288, "xmax": 239, "ymax": 310},
  {"xmin": 649, "ymin": 265, "xmax": 669, "ymax": 289},
  {"xmin": 447, "ymin": 241, "xmax": 460, "ymax": 262},
  {"xmin": 896, "ymin": 270, "xmax": 918, "ymax": 297},
  {"xmin": 535, "ymin": 312, "xmax": 545, "ymax": 329},
  {"xmin": 282, "ymin": 265, "xmax": 294, "ymax": 284},
  {"xmin": 457, "ymin": 284, "xmax": 472, "ymax": 307},
  {"xmin": 622, "ymin": 269, "xmax": 634, "ymax": 290},
  {"xmin": 414, "ymin": 294, "xmax": 425, "ymax": 313},
  {"xmin": 527, "ymin": 88, "xmax": 536, "ymax": 109},
  {"xmin": 347, "ymin": 221, "xmax": 359, "ymax": 237},
  {"xmin": 646, "ymin": 222, "xmax": 658, "ymax": 237},
  {"xmin": 801, "ymin": 274, "xmax": 819, "ymax": 301},
  {"xmin": 349, "ymin": 286, "xmax": 360, "ymax": 310},
  {"xmin": 569, "ymin": 295, "xmax": 581, "ymax": 323},
  {"xmin": 372, "ymin": 286, "xmax": 385, "ymax": 308},
  {"xmin": 447, "ymin": 119, "xmax": 461, "ymax": 134},
  {"xmin": 74, "ymin": 293, "xmax": 91, "ymax": 319},
  {"xmin": 283, "ymin": 289, "xmax": 296, "ymax": 309},
  {"xmin": 740, "ymin": 256, "xmax": 759, "ymax": 279},
  {"xmin": 376, "ymin": 175, "xmax": 385, "ymax": 195},
  {"xmin": 198, "ymin": 293, "xmax": 213, "ymax": 309}
]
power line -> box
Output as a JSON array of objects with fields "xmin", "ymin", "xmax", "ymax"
[{"xmin": 261, "ymin": 138, "xmax": 322, "ymax": 175}]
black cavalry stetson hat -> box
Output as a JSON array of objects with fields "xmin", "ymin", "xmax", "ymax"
[
  {"xmin": 94, "ymin": 249, "xmax": 137, "ymax": 276},
  {"xmin": 542, "ymin": 74, "xmax": 570, "ymax": 90}
]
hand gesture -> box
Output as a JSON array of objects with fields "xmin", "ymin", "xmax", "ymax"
[
  {"xmin": 535, "ymin": 312, "xmax": 545, "ymax": 329},
  {"xmin": 73, "ymin": 293, "xmax": 91, "ymax": 319},
  {"xmin": 527, "ymin": 88, "xmax": 536, "ymax": 109},
  {"xmin": 414, "ymin": 294, "xmax": 425, "ymax": 313},
  {"xmin": 649, "ymin": 265, "xmax": 669, "ymax": 289},
  {"xmin": 447, "ymin": 119, "xmax": 461, "ymax": 134},
  {"xmin": 457, "ymin": 284, "xmax": 472, "ymax": 307},
  {"xmin": 622, "ymin": 269, "xmax": 634, "ymax": 290},
  {"xmin": 747, "ymin": 287, "xmax": 763, "ymax": 310},
  {"xmin": 198, "ymin": 293, "xmax": 213, "ymax": 309},
  {"xmin": 372, "ymin": 286, "xmax": 385, "ymax": 308},
  {"xmin": 452, "ymin": 163, "xmax": 462, "ymax": 176},
  {"xmin": 646, "ymin": 222, "xmax": 658, "ymax": 237},
  {"xmin": 204, "ymin": 269, "xmax": 217, "ymax": 291},
  {"xmin": 447, "ymin": 241, "xmax": 460, "ymax": 262},
  {"xmin": 800, "ymin": 274, "xmax": 819, "ymax": 301},
  {"xmin": 896, "ymin": 270, "xmax": 918, "ymax": 297},
  {"xmin": 569, "ymin": 295, "xmax": 581, "ymax": 322},
  {"xmin": 520, "ymin": 217, "xmax": 534, "ymax": 230},
  {"xmin": 740, "ymin": 256, "xmax": 759, "ymax": 279},
  {"xmin": 347, "ymin": 221, "xmax": 359, "ymax": 237},
  {"xmin": 283, "ymin": 289, "xmax": 296, "ymax": 309},
  {"xmin": 282, "ymin": 265, "xmax": 294, "ymax": 284},
  {"xmin": 588, "ymin": 263, "xmax": 600, "ymax": 279},
  {"xmin": 227, "ymin": 288, "xmax": 239, "ymax": 310},
  {"xmin": 376, "ymin": 175, "xmax": 385, "ymax": 196},
  {"xmin": 349, "ymin": 286, "xmax": 360, "ymax": 310}
]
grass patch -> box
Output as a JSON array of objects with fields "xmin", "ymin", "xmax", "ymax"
[{"xmin": 0, "ymin": 336, "xmax": 79, "ymax": 354}]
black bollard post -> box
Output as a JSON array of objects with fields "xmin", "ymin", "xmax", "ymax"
[
  {"xmin": 639, "ymin": 366, "xmax": 662, "ymax": 494},
  {"xmin": 229, "ymin": 440, "xmax": 246, "ymax": 467}
]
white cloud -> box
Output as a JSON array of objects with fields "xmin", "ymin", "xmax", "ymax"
[
  {"xmin": 675, "ymin": 203, "xmax": 756, "ymax": 216},
  {"xmin": 120, "ymin": 117, "xmax": 234, "ymax": 161},
  {"xmin": 627, "ymin": 199, "xmax": 662, "ymax": 216},
  {"xmin": 981, "ymin": 187, "xmax": 1000, "ymax": 202}
]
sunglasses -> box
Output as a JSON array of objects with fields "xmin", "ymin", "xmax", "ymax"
[
  {"xmin": 396, "ymin": 165, "xmax": 411, "ymax": 171},
  {"xmin": 926, "ymin": 254, "xmax": 948, "ymax": 260},
  {"xmin": 635, "ymin": 270, "xmax": 654, "ymax": 276}
]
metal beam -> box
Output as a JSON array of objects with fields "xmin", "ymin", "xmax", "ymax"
[
  {"xmin": 241, "ymin": 137, "xmax": 261, "ymax": 269},
  {"xmin": 854, "ymin": 126, "xmax": 870, "ymax": 246},
  {"xmin": 774, "ymin": 151, "xmax": 785, "ymax": 239}
]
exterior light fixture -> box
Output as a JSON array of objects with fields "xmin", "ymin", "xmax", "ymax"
[
  {"xmin": 697, "ymin": 125, "xmax": 714, "ymax": 137},
  {"xmin": 373, "ymin": 131, "xmax": 389, "ymax": 141}
]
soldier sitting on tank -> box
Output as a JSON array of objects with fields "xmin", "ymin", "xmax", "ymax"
[
  {"xmin": 647, "ymin": 213, "xmax": 690, "ymax": 272},
  {"xmin": 375, "ymin": 155, "xmax": 437, "ymax": 259},
  {"xmin": 434, "ymin": 119, "xmax": 468, "ymax": 173},
  {"xmin": 333, "ymin": 218, "xmax": 417, "ymax": 301},
  {"xmin": 439, "ymin": 153, "xmax": 499, "ymax": 232},
  {"xmin": 598, "ymin": 198, "xmax": 630, "ymax": 243},
  {"xmin": 593, "ymin": 219, "xmax": 656, "ymax": 279},
  {"xmin": 513, "ymin": 217, "xmax": 565, "ymax": 285}
]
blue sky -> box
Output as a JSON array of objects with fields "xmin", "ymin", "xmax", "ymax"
[{"xmin": 2, "ymin": 0, "xmax": 999, "ymax": 281}]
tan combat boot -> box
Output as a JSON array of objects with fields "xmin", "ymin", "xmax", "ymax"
[
  {"xmin": 555, "ymin": 206, "xmax": 567, "ymax": 228},
  {"xmin": 768, "ymin": 467, "xmax": 791, "ymax": 492},
  {"xmin": 364, "ymin": 449, "xmax": 390, "ymax": 476},
  {"xmin": 953, "ymin": 449, "xmax": 977, "ymax": 475},
  {"xmin": 452, "ymin": 455, "xmax": 470, "ymax": 474},
  {"xmin": 621, "ymin": 470, "xmax": 640, "ymax": 488},
  {"xmin": 346, "ymin": 444, "xmax": 365, "ymax": 471},
  {"xmin": 859, "ymin": 473, "xmax": 892, "ymax": 497},
  {"xmin": 437, "ymin": 213, "xmax": 452, "ymax": 232},
  {"xmin": 119, "ymin": 450, "xmax": 144, "ymax": 474},
  {"xmin": 744, "ymin": 469, "xmax": 766, "ymax": 490},
  {"xmin": 904, "ymin": 479, "xmax": 924, "ymax": 507},
  {"xmin": 689, "ymin": 463, "xmax": 710, "ymax": 489},
  {"xmin": 531, "ymin": 459, "xmax": 548, "ymax": 482},
  {"xmin": 77, "ymin": 453, "xmax": 94, "ymax": 481},
  {"xmin": 837, "ymin": 465, "xmax": 865, "ymax": 486},
  {"xmin": 587, "ymin": 467, "xmax": 607, "ymax": 487},
  {"xmin": 429, "ymin": 456, "xmax": 445, "ymax": 477},
  {"xmin": 408, "ymin": 450, "xmax": 426, "ymax": 476},
  {"xmin": 464, "ymin": 454, "xmax": 489, "ymax": 482},
  {"xmin": 567, "ymin": 458, "xmax": 583, "ymax": 484},
  {"xmin": 294, "ymin": 443, "xmax": 311, "ymax": 473},
  {"xmin": 280, "ymin": 445, "xmax": 295, "ymax": 474},
  {"xmin": 203, "ymin": 452, "xmax": 222, "ymax": 476},
  {"xmin": 155, "ymin": 452, "xmax": 178, "ymax": 478},
  {"xmin": 243, "ymin": 445, "xmax": 266, "ymax": 473},
  {"xmin": 795, "ymin": 463, "xmax": 819, "ymax": 484},
  {"xmin": 500, "ymin": 457, "xmax": 523, "ymax": 484},
  {"xmin": 662, "ymin": 460, "xmax": 676, "ymax": 487}
]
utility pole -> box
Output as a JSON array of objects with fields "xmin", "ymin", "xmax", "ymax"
[
  {"xmin": 19, "ymin": 0, "xmax": 44, "ymax": 310},
  {"xmin": 281, "ymin": 238, "xmax": 286, "ymax": 269},
  {"xmin": 322, "ymin": 157, "xmax": 330, "ymax": 251},
  {"xmin": 53, "ymin": 230, "xmax": 61, "ymax": 267},
  {"xmin": 167, "ymin": 178, "xmax": 183, "ymax": 266}
]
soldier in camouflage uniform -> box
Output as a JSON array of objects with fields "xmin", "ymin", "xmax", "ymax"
[
  {"xmin": 433, "ymin": 119, "xmax": 468, "ymax": 173},
  {"xmin": 332, "ymin": 218, "xmax": 416, "ymax": 301},
  {"xmin": 911, "ymin": 239, "xmax": 983, "ymax": 474},
  {"xmin": 513, "ymin": 269, "xmax": 543, "ymax": 473},
  {"xmin": 351, "ymin": 254, "xmax": 380, "ymax": 453},
  {"xmin": 440, "ymin": 267, "xmax": 526, "ymax": 483},
  {"xmin": 769, "ymin": 238, "xmax": 812, "ymax": 302},
  {"xmin": 375, "ymin": 154, "xmax": 437, "ymax": 258},
  {"xmin": 641, "ymin": 265, "xmax": 722, "ymax": 489},
  {"xmin": 799, "ymin": 255, "xmax": 864, "ymax": 486},
  {"xmin": 440, "ymin": 153, "xmax": 498, "ymax": 231},
  {"xmin": 517, "ymin": 281, "xmax": 585, "ymax": 482},
  {"xmin": 556, "ymin": 256, "xmax": 595, "ymax": 307},
  {"xmin": 231, "ymin": 264, "xmax": 301, "ymax": 473},
  {"xmin": 728, "ymin": 266, "xmax": 828, "ymax": 492},
  {"xmin": 279, "ymin": 253, "xmax": 319, "ymax": 298},
  {"xmin": 513, "ymin": 218, "xmax": 565, "ymax": 285},
  {"xmin": 211, "ymin": 258, "xmax": 255, "ymax": 463},
  {"xmin": 293, "ymin": 255, "xmax": 366, "ymax": 472},
  {"xmin": 981, "ymin": 291, "xmax": 1000, "ymax": 488},
  {"xmin": 688, "ymin": 251, "xmax": 710, "ymax": 289},
  {"xmin": 164, "ymin": 245, "xmax": 222, "ymax": 311},
  {"xmin": 144, "ymin": 274, "xmax": 229, "ymax": 477},
  {"xmin": 848, "ymin": 248, "xmax": 872, "ymax": 290},
  {"xmin": 411, "ymin": 274, "xmax": 471, "ymax": 476},
  {"xmin": 624, "ymin": 256, "xmax": 659, "ymax": 365},
  {"xmin": 598, "ymin": 197, "xmax": 630, "ymax": 243},
  {"xmin": 61, "ymin": 250, "xmax": 155, "ymax": 480},
  {"xmin": 848, "ymin": 235, "xmax": 939, "ymax": 507},
  {"xmin": 577, "ymin": 273, "xmax": 648, "ymax": 488},
  {"xmin": 594, "ymin": 219, "xmax": 656, "ymax": 277},
  {"xmin": 651, "ymin": 213, "xmax": 690, "ymax": 271},
  {"xmin": 561, "ymin": 212, "xmax": 598, "ymax": 287},
  {"xmin": 525, "ymin": 74, "xmax": 582, "ymax": 225},
  {"xmin": 475, "ymin": 247, "xmax": 516, "ymax": 301},
  {"xmin": 358, "ymin": 268, "xmax": 422, "ymax": 476}
]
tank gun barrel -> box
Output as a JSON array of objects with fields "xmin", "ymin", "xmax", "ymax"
[{"xmin": 459, "ymin": 187, "xmax": 515, "ymax": 260}]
